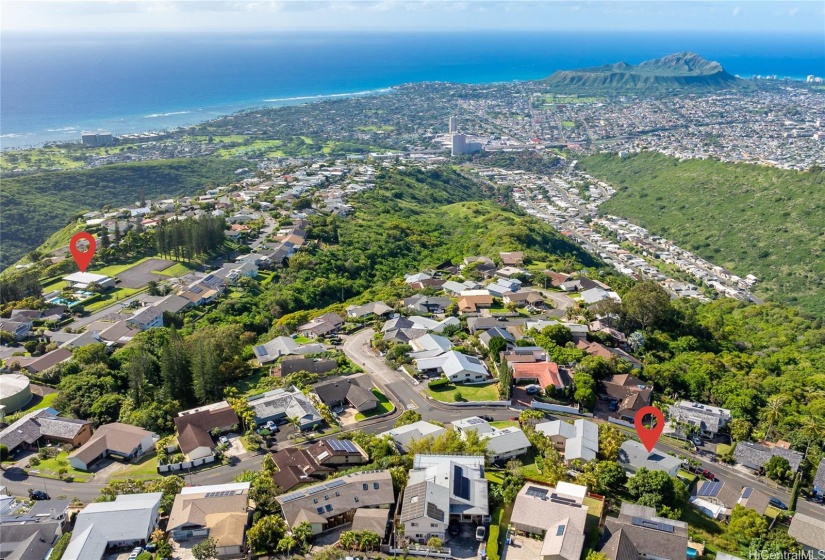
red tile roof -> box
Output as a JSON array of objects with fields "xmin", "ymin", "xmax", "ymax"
[{"xmin": 512, "ymin": 361, "xmax": 565, "ymax": 390}]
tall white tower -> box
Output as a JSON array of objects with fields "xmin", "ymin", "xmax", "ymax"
[{"xmin": 449, "ymin": 116, "xmax": 457, "ymax": 134}]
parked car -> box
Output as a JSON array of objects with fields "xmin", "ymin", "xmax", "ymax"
[
  {"xmin": 608, "ymin": 400, "xmax": 619, "ymax": 412},
  {"xmin": 475, "ymin": 526, "xmax": 486, "ymax": 541},
  {"xmin": 29, "ymin": 490, "xmax": 49, "ymax": 500},
  {"xmin": 219, "ymin": 435, "xmax": 229, "ymax": 444},
  {"xmin": 691, "ymin": 436, "xmax": 704, "ymax": 447},
  {"xmin": 275, "ymin": 418, "xmax": 289, "ymax": 426},
  {"xmin": 701, "ymin": 469, "xmax": 716, "ymax": 481},
  {"xmin": 480, "ymin": 415, "xmax": 494, "ymax": 422},
  {"xmin": 769, "ymin": 497, "xmax": 788, "ymax": 510},
  {"xmin": 128, "ymin": 547, "xmax": 143, "ymax": 560},
  {"xmin": 449, "ymin": 520, "xmax": 460, "ymax": 536}
]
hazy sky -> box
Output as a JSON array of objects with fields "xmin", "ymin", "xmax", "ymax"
[{"xmin": 3, "ymin": 1, "xmax": 824, "ymax": 34}]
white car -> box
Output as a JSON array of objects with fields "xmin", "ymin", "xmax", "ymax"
[
  {"xmin": 476, "ymin": 526, "xmax": 486, "ymax": 541},
  {"xmin": 128, "ymin": 547, "xmax": 143, "ymax": 560},
  {"xmin": 219, "ymin": 436, "xmax": 229, "ymax": 444}
]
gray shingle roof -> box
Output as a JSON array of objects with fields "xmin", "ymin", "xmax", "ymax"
[
  {"xmin": 813, "ymin": 458, "xmax": 825, "ymax": 492},
  {"xmin": 788, "ymin": 513, "xmax": 825, "ymax": 552},
  {"xmin": 733, "ymin": 441, "xmax": 803, "ymax": 472}
]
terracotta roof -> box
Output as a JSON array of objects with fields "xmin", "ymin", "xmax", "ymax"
[{"xmin": 512, "ymin": 361, "xmax": 565, "ymax": 390}]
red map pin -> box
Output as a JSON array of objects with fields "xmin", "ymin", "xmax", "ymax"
[
  {"xmin": 634, "ymin": 405, "xmax": 665, "ymax": 452},
  {"xmin": 69, "ymin": 232, "xmax": 96, "ymax": 272}
]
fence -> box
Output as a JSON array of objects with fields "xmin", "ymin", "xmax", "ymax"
[
  {"xmin": 531, "ymin": 401, "xmax": 591, "ymax": 416},
  {"xmin": 157, "ymin": 454, "xmax": 215, "ymax": 473},
  {"xmin": 388, "ymin": 545, "xmax": 452, "ymax": 558},
  {"xmin": 447, "ymin": 400, "xmax": 511, "ymax": 407},
  {"xmin": 607, "ymin": 417, "xmax": 635, "ymax": 428}
]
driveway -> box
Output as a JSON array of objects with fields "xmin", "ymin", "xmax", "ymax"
[
  {"xmin": 448, "ymin": 522, "xmax": 483, "ymax": 559},
  {"xmin": 223, "ymin": 434, "xmax": 245, "ymax": 458},
  {"xmin": 115, "ymin": 258, "xmax": 176, "ymax": 288}
]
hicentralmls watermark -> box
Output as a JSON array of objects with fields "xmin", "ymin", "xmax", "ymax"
[{"xmin": 749, "ymin": 550, "xmax": 825, "ymax": 560}]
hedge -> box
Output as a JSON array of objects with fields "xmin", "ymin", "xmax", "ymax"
[
  {"xmin": 49, "ymin": 532, "xmax": 72, "ymax": 560},
  {"xmin": 428, "ymin": 377, "xmax": 450, "ymax": 389}
]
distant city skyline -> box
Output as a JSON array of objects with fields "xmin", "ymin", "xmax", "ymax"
[{"xmin": 2, "ymin": 1, "xmax": 824, "ymax": 34}]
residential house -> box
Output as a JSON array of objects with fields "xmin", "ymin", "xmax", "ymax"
[
  {"xmin": 457, "ymin": 294, "xmax": 494, "ymax": 314},
  {"xmin": 466, "ymin": 317, "xmax": 503, "ymax": 334},
  {"xmin": 408, "ymin": 333, "xmax": 453, "ymax": 360},
  {"xmin": 403, "ymin": 295, "xmax": 452, "ymax": 314},
  {"xmin": 788, "ymin": 513, "xmax": 825, "ymax": 554},
  {"xmin": 247, "ymin": 386, "xmax": 323, "ymax": 431},
  {"xmin": 271, "ymin": 438, "xmax": 369, "ymax": 491},
  {"xmin": 0, "ymin": 318, "xmax": 32, "ymax": 341},
  {"xmin": 63, "ymin": 272, "xmax": 117, "ymax": 290},
  {"xmin": 486, "ymin": 281, "xmax": 518, "ymax": 298},
  {"xmin": 578, "ymin": 340, "xmax": 642, "ymax": 369},
  {"xmin": 737, "ymin": 486, "xmax": 772, "ymax": 516},
  {"xmin": 252, "ymin": 336, "xmax": 325, "ymax": 366},
  {"xmin": 313, "ymin": 376, "xmax": 378, "ymax": 413},
  {"xmin": 415, "ymin": 351, "xmax": 490, "ymax": 383},
  {"xmin": 351, "ymin": 508, "xmax": 390, "ymax": 542},
  {"xmin": 174, "ymin": 401, "xmax": 239, "ymax": 461},
  {"xmin": 598, "ymin": 502, "xmax": 689, "ymax": 560},
  {"xmin": 478, "ymin": 327, "xmax": 515, "ymax": 349},
  {"xmin": 127, "ymin": 305, "xmax": 164, "ymax": 331},
  {"xmin": 512, "ymin": 361, "xmax": 568, "ymax": 392},
  {"xmin": 502, "ymin": 290, "xmax": 545, "ymax": 307},
  {"xmin": 495, "ymin": 267, "xmax": 527, "ymax": 280},
  {"xmin": 813, "ymin": 458, "xmax": 825, "ymax": 499},
  {"xmin": 63, "ymin": 493, "xmax": 162, "ymax": 560},
  {"xmin": 617, "ymin": 441, "xmax": 681, "ymax": 477},
  {"xmin": 167, "ymin": 482, "xmax": 251, "ymax": 558},
  {"xmin": 378, "ymin": 421, "xmax": 446, "ymax": 452},
  {"xmin": 668, "ymin": 401, "xmax": 732, "ymax": 438},
  {"xmin": 345, "ymin": 301, "xmax": 393, "ymax": 319},
  {"xmin": 442, "ymin": 280, "xmax": 481, "ymax": 296},
  {"xmin": 580, "ymin": 287, "xmax": 622, "ymax": 305},
  {"xmin": 0, "ymin": 513, "xmax": 64, "ymax": 560},
  {"xmin": 452, "ymin": 417, "xmax": 531, "ymax": 463},
  {"xmin": 501, "ymin": 347, "xmax": 547, "ymax": 366},
  {"xmin": 6, "ymin": 348, "xmax": 73, "ymax": 375},
  {"xmin": 401, "ymin": 455, "xmax": 488, "ymax": 543},
  {"xmin": 509, "ymin": 482, "xmax": 589, "ymax": 560},
  {"xmin": 543, "ymin": 271, "xmax": 571, "ymax": 288},
  {"xmin": 733, "ymin": 441, "xmax": 804, "ymax": 473},
  {"xmin": 405, "ymin": 273, "xmax": 433, "ymax": 284},
  {"xmin": 276, "ymin": 470, "xmax": 394, "ymax": 535},
  {"xmin": 690, "ymin": 480, "xmax": 743, "ymax": 520},
  {"xmin": 0, "ymin": 409, "xmax": 92, "ymax": 453},
  {"xmin": 10, "ymin": 306, "xmax": 66, "ymax": 324},
  {"xmin": 536, "ymin": 419, "xmax": 599, "ymax": 463},
  {"xmin": 599, "ymin": 373, "xmax": 652, "ymax": 422},
  {"xmin": 499, "ymin": 251, "xmax": 524, "ymax": 266},
  {"xmin": 277, "ymin": 357, "xmax": 338, "ymax": 377},
  {"xmin": 68, "ymin": 423, "xmax": 158, "ymax": 471},
  {"xmin": 297, "ymin": 313, "xmax": 345, "ymax": 338}
]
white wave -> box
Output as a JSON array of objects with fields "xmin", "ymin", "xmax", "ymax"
[
  {"xmin": 262, "ymin": 88, "xmax": 393, "ymax": 103},
  {"xmin": 144, "ymin": 111, "xmax": 192, "ymax": 118}
]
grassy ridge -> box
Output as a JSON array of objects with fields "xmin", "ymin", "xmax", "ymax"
[
  {"xmin": 0, "ymin": 158, "xmax": 246, "ymax": 270},
  {"xmin": 580, "ymin": 152, "xmax": 825, "ymax": 315}
]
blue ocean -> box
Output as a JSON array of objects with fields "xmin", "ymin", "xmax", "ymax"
[{"xmin": 1, "ymin": 31, "xmax": 823, "ymax": 149}]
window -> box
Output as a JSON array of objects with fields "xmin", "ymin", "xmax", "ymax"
[
  {"xmin": 411, "ymin": 523, "xmax": 418, "ymax": 527},
  {"xmin": 431, "ymin": 523, "xmax": 438, "ymax": 528},
  {"xmin": 316, "ymin": 507, "xmax": 324, "ymax": 514},
  {"xmin": 325, "ymin": 504, "xmax": 333, "ymax": 512},
  {"xmin": 335, "ymin": 491, "xmax": 340, "ymax": 497},
  {"xmin": 363, "ymin": 483, "xmax": 368, "ymax": 491},
  {"xmin": 373, "ymin": 482, "xmax": 379, "ymax": 490},
  {"xmin": 324, "ymin": 495, "xmax": 329, "ymax": 500},
  {"xmin": 354, "ymin": 496, "xmax": 359, "ymax": 503},
  {"xmin": 313, "ymin": 498, "xmax": 318, "ymax": 504}
]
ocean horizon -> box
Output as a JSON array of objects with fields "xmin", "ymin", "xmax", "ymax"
[{"xmin": 2, "ymin": 31, "xmax": 823, "ymax": 149}]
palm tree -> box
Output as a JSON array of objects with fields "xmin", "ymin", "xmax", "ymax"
[
  {"xmin": 762, "ymin": 395, "xmax": 785, "ymax": 442},
  {"xmin": 800, "ymin": 416, "xmax": 825, "ymax": 461}
]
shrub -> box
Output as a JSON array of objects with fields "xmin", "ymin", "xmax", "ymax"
[
  {"xmin": 0, "ymin": 444, "xmax": 8, "ymax": 461},
  {"xmin": 28, "ymin": 457, "xmax": 41, "ymax": 467},
  {"xmin": 454, "ymin": 391, "xmax": 464, "ymax": 402},
  {"xmin": 428, "ymin": 377, "xmax": 450, "ymax": 389},
  {"xmin": 49, "ymin": 532, "xmax": 72, "ymax": 560}
]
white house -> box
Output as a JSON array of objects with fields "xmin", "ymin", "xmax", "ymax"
[
  {"xmin": 453, "ymin": 417, "xmax": 531, "ymax": 463},
  {"xmin": 537, "ymin": 419, "xmax": 600, "ymax": 463},
  {"xmin": 127, "ymin": 305, "xmax": 164, "ymax": 331},
  {"xmin": 379, "ymin": 421, "xmax": 446, "ymax": 452},
  {"xmin": 63, "ymin": 272, "xmax": 117, "ymax": 290},
  {"xmin": 415, "ymin": 351, "xmax": 490, "ymax": 383}
]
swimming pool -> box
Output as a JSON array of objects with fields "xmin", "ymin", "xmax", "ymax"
[{"xmin": 687, "ymin": 547, "xmax": 699, "ymax": 558}]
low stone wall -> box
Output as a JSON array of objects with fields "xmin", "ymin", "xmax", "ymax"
[{"xmin": 157, "ymin": 454, "xmax": 215, "ymax": 473}]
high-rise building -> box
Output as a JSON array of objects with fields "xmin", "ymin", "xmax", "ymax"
[
  {"xmin": 451, "ymin": 133, "xmax": 466, "ymax": 156},
  {"xmin": 81, "ymin": 132, "xmax": 114, "ymax": 147},
  {"xmin": 449, "ymin": 116, "xmax": 457, "ymax": 133}
]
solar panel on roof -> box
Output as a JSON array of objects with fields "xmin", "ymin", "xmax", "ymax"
[
  {"xmin": 307, "ymin": 486, "xmax": 325, "ymax": 495},
  {"xmin": 329, "ymin": 439, "xmax": 359, "ymax": 453},
  {"xmin": 697, "ymin": 481, "xmax": 723, "ymax": 498},
  {"xmin": 525, "ymin": 487, "xmax": 549, "ymax": 499},
  {"xmin": 325, "ymin": 479, "xmax": 346, "ymax": 489},
  {"xmin": 741, "ymin": 487, "xmax": 753, "ymax": 499},
  {"xmin": 254, "ymin": 345, "xmax": 269, "ymax": 356},
  {"xmin": 631, "ymin": 517, "xmax": 675, "ymax": 533},
  {"xmin": 281, "ymin": 493, "xmax": 305, "ymax": 503}
]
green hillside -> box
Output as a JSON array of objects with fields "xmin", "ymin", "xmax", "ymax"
[
  {"xmin": 268, "ymin": 167, "xmax": 597, "ymax": 314},
  {"xmin": 0, "ymin": 158, "xmax": 246, "ymax": 270},
  {"xmin": 543, "ymin": 52, "xmax": 743, "ymax": 94},
  {"xmin": 580, "ymin": 152, "xmax": 825, "ymax": 315}
]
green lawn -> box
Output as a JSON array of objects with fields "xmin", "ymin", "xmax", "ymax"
[
  {"xmin": 152, "ymin": 262, "xmax": 196, "ymax": 277},
  {"xmin": 490, "ymin": 420, "xmax": 518, "ymax": 429},
  {"xmin": 111, "ymin": 453, "xmax": 159, "ymax": 480},
  {"xmin": 426, "ymin": 381, "xmax": 500, "ymax": 403},
  {"xmin": 561, "ymin": 120, "xmax": 576, "ymax": 128},
  {"xmin": 20, "ymin": 392, "xmax": 59, "ymax": 413},
  {"xmin": 230, "ymin": 368, "xmax": 267, "ymax": 398},
  {"xmin": 294, "ymin": 335, "xmax": 313, "ymax": 344},
  {"xmin": 484, "ymin": 471, "xmax": 504, "ymax": 485},
  {"xmin": 355, "ymin": 389, "xmax": 394, "ymax": 421},
  {"xmin": 30, "ymin": 451, "xmax": 93, "ymax": 482},
  {"xmin": 582, "ymin": 496, "xmax": 606, "ymax": 555},
  {"xmin": 92, "ymin": 257, "xmax": 154, "ymax": 277},
  {"xmin": 83, "ymin": 287, "xmax": 144, "ymax": 312}
]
